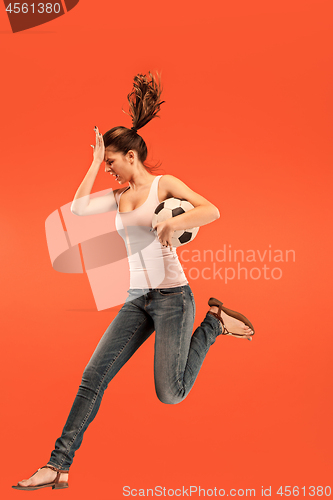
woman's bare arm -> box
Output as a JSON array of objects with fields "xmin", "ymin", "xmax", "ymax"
[
  {"xmin": 154, "ymin": 175, "xmax": 220, "ymax": 248},
  {"xmin": 71, "ymin": 127, "xmax": 118, "ymax": 216},
  {"xmin": 159, "ymin": 174, "xmax": 220, "ymax": 228}
]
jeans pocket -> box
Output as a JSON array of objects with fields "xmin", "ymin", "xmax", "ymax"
[{"xmin": 157, "ymin": 287, "xmax": 184, "ymax": 296}]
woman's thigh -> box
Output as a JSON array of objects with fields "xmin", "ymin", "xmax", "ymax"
[
  {"xmin": 83, "ymin": 296, "xmax": 155, "ymax": 390},
  {"xmin": 150, "ymin": 286, "xmax": 195, "ymax": 401}
]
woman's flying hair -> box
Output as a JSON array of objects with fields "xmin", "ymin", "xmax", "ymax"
[
  {"xmin": 125, "ymin": 71, "xmax": 165, "ymax": 131},
  {"xmin": 103, "ymin": 71, "xmax": 165, "ymax": 172}
]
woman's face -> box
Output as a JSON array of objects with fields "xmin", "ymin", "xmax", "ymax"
[{"xmin": 104, "ymin": 147, "xmax": 133, "ymax": 184}]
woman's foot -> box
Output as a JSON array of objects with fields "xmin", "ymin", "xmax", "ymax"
[
  {"xmin": 209, "ymin": 306, "xmax": 254, "ymax": 339},
  {"xmin": 15, "ymin": 466, "xmax": 68, "ymax": 489}
]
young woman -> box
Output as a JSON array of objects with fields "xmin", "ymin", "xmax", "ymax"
[{"xmin": 13, "ymin": 72, "xmax": 255, "ymax": 491}]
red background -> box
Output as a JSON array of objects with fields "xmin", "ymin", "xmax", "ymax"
[{"xmin": 1, "ymin": 1, "xmax": 332, "ymax": 498}]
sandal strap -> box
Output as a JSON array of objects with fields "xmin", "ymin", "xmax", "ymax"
[
  {"xmin": 208, "ymin": 310, "xmax": 229, "ymax": 335},
  {"xmin": 39, "ymin": 465, "xmax": 69, "ymax": 483},
  {"xmin": 208, "ymin": 309, "xmax": 251, "ymax": 337}
]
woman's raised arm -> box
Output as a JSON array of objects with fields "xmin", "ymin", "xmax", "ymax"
[{"xmin": 71, "ymin": 127, "xmax": 118, "ymax": 216}]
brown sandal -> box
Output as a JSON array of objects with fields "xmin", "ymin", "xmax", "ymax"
[
  {"xmin": 12, "ymin": 465, "xmax": 69, "ymax": 490},
  {"xmin": 208, "ymin": 297, "xmax": 255, "ymax": 340}
]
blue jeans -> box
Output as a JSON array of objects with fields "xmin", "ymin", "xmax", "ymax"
[{"xmin": 47, "ymin": 285, "xmax": 222, "ymax": 471}]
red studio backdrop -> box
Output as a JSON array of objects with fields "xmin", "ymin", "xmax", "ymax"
[{"xmin": 1, "ymin": 1, "xmax": 332, "ymax": 499}]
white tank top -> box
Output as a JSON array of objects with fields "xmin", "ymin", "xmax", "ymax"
[{"xmin": 115, "ymin": 175, "xmax": 188, "ymax": 289}]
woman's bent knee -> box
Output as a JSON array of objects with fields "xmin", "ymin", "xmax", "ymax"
[
  {"xmin": 80, "ymin": 366, "xmax": 105, "ymax": 395},
  {"xmin": 155, "ymin": 388, "xmax": 186, "ymax": 405}
]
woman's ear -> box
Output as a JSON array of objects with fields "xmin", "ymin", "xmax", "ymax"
[{"xmin": 127, "ymin": 150, "xmax": 135, "ymax": 163}]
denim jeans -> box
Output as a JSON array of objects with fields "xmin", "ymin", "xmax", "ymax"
[{"xmin": 47, "ymin": 285, "xmax": 222, "ymax": 471}]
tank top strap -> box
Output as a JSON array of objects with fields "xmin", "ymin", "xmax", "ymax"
[
  {"xmin": 115, "ymin": 186, "xmax": 129, "ymax": 207},
  {"xmin": 114, "ymin": 190, "xmax": 121, "ymax": 206},
  {"xmin": 150, "ymin": 175, "xmax": 163, "ymax": 205}
]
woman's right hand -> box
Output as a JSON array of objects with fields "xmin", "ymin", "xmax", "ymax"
[{"xmin": 92, "ymin": 126, "xmax": 105, "ymax": 164}]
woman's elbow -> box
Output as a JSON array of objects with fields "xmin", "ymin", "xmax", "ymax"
[
  {"xmin": 71, "ymin": 203, "xmax": 83, "ymax": 216},
  {"xmin": 211, "ymin": 204, "xmax": 220, "ymax": 220}
]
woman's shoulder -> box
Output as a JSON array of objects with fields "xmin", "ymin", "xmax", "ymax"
[
  {"xmin": 113, "ymin": 187, "xmax": 129, "ymax": 205},
  {"xmin": 158, "ymin": 174, "xmax": 179, "ymax": 183},
  {"xmin": 158, "ymin": 174, "xmax": 190, "ymax": 200},
  {"xmin": 159, "ymin": 174, "xmax": 186, "ymax": 191},
  {"xmin": 114, "ymin": 187, "xmax": 129, "ymax": 195},
  {"xmin": 158, "ymin": 174, "xmax": 184, "ymax": 190}
]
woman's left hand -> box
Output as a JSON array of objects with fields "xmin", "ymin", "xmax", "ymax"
[{"xmin": 153, "ymin": 219, "xmax": 174, "ymax": 249}]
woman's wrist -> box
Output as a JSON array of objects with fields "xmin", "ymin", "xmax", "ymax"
[
  {"xmin": 91, "ymin": 158, "xmax": 103, "ymax": 169},
  {"xmin": 167, "ymin": 217, "xmax": 177, "ymax": 231}
]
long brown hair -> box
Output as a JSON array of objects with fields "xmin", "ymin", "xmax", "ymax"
[{"xmin": 103, "ymin": 71, "xmax": 165, "ymax": 172}]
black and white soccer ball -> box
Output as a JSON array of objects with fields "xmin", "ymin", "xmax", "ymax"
[{"xmin": 152, "ymin": 198, "xmax": 199, "ymax": 247}]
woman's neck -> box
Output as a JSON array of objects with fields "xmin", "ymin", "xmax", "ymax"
[{"xmin": 127, "ymin": 164, "xmax": 155, "ymax": 191}]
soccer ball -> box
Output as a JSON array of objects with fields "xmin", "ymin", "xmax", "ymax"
[{"xmin": 152, "ymin": 198, "xmax": 199, "ymax": 247}]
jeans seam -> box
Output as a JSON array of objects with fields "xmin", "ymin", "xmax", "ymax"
[
  {"xmin": 57, "ymin": 315, "xmax": 149, "ymax": 468},
  {"xmin": 176, "ymin": 290, "xmax": 186, "ymax": 396}
]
